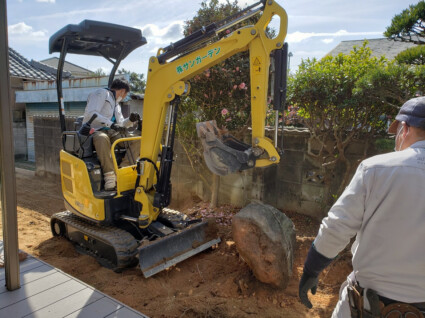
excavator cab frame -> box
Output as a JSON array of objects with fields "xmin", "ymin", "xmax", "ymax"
[{"xmin": 49, "ymin": 19, "xmax": 147, "ymax": 134}]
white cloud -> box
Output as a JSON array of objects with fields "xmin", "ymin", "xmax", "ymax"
[
  {"xmin": 8, "ymin": 22, "xmax": 32, "ymax": 35},
  {"xmin": 286, "ymin": 30, "xmax": 382, "ymax": 43},
  {"xmin": 36, "ymin": 0, "xmax": 56, "ymax": 3},
  {"xmin": 294, "ymin": 50, "xmax": 328, "ymax": 57},
  {"xmin": 135, "ymin": 22, "xmax": 184, "ymax": 54},
  {"xmin": 322, "ymin": 38, "xmax": 334, "ymax": 44},
  {"xmin": 139, "ymin": 22, "xmax": 183, "ymax": 41},
  {"xmin": 8, "ymin": 22, "xmax": 46, "ymax": 37},
  {"xmin": 90, "ymin": 66, "xmax": 111, "ymax": 74}
]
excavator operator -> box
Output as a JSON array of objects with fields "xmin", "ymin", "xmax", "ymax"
[{"xmin": 82, "ymin": 78, "xmax": 140, "ymax": 191}]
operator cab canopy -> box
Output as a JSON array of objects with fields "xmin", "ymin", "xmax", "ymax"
[{"xmin": 49, "ymin": 19, "xmax": 147, "ymax": 60}]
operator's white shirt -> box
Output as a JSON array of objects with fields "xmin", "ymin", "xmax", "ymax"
[
  {"xmin": 314, "ymin": 140, "xmax": 425, "ymax": 303},
  {"xmin": 82, "ymin": 88, "xmax": 132, "ymax": 130}
]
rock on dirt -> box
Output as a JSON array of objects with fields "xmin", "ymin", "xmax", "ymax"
[{"xmin": 232, "ymin": 201, "xmax": 296, "ymax": 288}]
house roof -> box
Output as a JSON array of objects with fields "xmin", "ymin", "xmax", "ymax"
[
  {"xmin": 9, "ymin": 47, "xmax": 56, "ymax": 80},
  {"xmin": 326, "ymin": 38, "xmax": 417, "ymax": 60},
  {"xmin": 40, "ymin": 57, "xmax": 93, "ymax": 77}
]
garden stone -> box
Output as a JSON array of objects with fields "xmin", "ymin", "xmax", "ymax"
[{"xmin": 232, "ymin": 201, "xmax": 296, "ymax": 288}]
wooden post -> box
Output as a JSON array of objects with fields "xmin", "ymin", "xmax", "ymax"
[{"xmin": 0, "ymin": 0, "xmax": 21, "ymax": 291}]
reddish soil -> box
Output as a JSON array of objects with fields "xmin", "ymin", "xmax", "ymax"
[{"xmin": 0, "ymin": 169, "xmax": 352, "ymax": 317}]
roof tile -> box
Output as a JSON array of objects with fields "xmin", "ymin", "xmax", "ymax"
[
  {"xmin": 9, "ymin": 47, "xmax": 56, "ymax": 80},
  {"xmin": 326, "ymin": 38, "xmax": 417, "ymax": 60}
]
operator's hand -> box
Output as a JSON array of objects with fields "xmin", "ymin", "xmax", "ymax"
[
  {"xmin": 299, "ymin": 271, "xmax": 319, "ymax": 309},
  {"xmin": 129, "ymin": 112, "xmax": 140, "ymax": 122},
  {"xmin": 79, "ymin": 123, "xmax": 91, "ymax": 136},
  {"xmin": 111, "ymin": 123, "xmax": 126, "ymax": 134}
]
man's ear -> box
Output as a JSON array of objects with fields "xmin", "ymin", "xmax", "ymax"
[{"xmin": 402, "ymin": 122, "xmax": 410, "ymax": 137}]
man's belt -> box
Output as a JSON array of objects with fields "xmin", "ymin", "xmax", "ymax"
[{"xmin": 347, "ymin": 283, "xmax": 425, "ymax": 318}]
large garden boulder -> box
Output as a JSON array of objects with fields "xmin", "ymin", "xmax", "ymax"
[{"xmin": 232, "ymin": 201, "xmax": 296, "ymax": 288}]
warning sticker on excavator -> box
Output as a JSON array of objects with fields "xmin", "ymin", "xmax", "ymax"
[{"xmin": 253, "ymin": 57, "xmax": 261, "ymax": 73}]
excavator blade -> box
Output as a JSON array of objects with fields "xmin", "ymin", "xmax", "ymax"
[
  {"xmin": 196, "ymin": 120, "xmax": 257, "ymax": 176},
  {"xmin": 139, "ymin": 220, "xmax": 221, "ymax": 277}
]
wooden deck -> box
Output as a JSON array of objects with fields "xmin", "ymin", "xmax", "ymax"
[{"xmin": 0, "ymin": 242, "xmax": 148, "ymax": 318}]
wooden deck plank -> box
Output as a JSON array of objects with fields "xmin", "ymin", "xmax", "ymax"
[
  {"xmin": 14, "ymin": 257, "xmax": 42, "ymax": 273},
  {"xmin": 24, "ymin": 288, "xmax": 104, "ymax": 318},
  {"xmin": 0, "ymin": 271, "xmax": 71, "ymax": 309},
  {"xmin": 0, "ymin": 264, "xmax": 57, "ymax": 294},
  {"xmin": 105, "ymin": 307, "xmax": 149, "ymax": 318},
  {"xmin": 0, "ymin": 279, "xmax": 87, "ymax": 317},
  {"xmin": 63, "ymin": 297, "xmax": 123, "ymax": 318},
  {"xmin": 0, "ymin": 257, "xmax": 43, "ymax": 281},
  {"xmin": 0, "ymin": 240, "xmax": 148, "ymax": 318}
]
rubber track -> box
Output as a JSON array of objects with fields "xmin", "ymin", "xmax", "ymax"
[{"xmin": 52, "ymin": 211, "xmax": 139, "ymax": 270}]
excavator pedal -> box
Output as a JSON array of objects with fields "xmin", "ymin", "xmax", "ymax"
[{"xmin": 196, "ymin": 120, "xmax": 258, "ymax": 176}]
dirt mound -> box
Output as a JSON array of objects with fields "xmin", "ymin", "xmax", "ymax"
[{"xmin": 0, "ymin": 170, "xmax": 352, "ymax": 317}]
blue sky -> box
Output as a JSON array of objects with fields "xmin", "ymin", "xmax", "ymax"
[{"xmin": 6, "ymin": 0, "xmax": 416, "ymax": 76}]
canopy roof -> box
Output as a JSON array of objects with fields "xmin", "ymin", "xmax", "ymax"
[{"xmin": 49, "ymin": 20, "xmax": 147, "ymax": 60}]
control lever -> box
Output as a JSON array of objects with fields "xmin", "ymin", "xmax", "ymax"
[{"xmin": 79, "ymin": 114, "xmax": 98, "ymax": 136}]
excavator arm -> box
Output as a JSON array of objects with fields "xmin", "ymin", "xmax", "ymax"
[{"xmin": 135, "ymin": 0, "xmax": 288, "ymax": 227}]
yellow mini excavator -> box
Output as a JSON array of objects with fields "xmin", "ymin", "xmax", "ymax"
[{"xmin": 49, "ymin": 0, "xmax": 289, "ymax": 277}]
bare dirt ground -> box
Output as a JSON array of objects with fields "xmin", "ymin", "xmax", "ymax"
[{"xmin": 0, "ymin": 169, "xmax": 352, "ymax": 318}]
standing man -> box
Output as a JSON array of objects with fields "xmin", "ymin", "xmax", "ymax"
[
  {"xmin": 299, "ymin": 96, "xmax": 425, "ymax": 317},
  {"xmin": 83, "ymin": 78, "xmax": 140, "ymax": 191}
]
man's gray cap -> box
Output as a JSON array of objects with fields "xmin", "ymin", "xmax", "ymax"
[{"xmin": 389, "ymin": 96, "xmax": 425, "ymax": 134}]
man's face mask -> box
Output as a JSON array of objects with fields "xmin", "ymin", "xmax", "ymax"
[{"xmin": 116, "ymin": 90, "xmax": 127, "ymax": 103}]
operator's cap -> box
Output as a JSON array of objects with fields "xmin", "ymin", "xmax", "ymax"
[{"xmin": 389, "ymin": 96, "xmax": 425, "ymax": 134}]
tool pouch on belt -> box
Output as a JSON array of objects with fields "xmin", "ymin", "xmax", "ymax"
[
  {"xmin": 381, "ymin": 303, "xmax": 424, "ymax": 318},
  {"xmin": 347, "ymin": 284, "xmax": 381, "ymax": 318},
  {"xmin": 347, "ymin": 284, "xmax": 363, "ymax": 318},
  {"xmin": 347, "ymin": 284, "xmax": 424, "ymax": 318}
]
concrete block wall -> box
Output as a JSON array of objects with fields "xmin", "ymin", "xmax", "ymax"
[
  {"xmin": 171, "ymin": 142, "xmax": 252, "ymax": 208},
  {"xmin": 273, "ymin": 128, "xmax": 327, "ymax": 218},
  {"xmin": 33, "ymin": 116, "xmax": 76, "ymax": 179},
  {"xmin": 13, "ymin": 122, "xmax": 27, "ymax": 159}
]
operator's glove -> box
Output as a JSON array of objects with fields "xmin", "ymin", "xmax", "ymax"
[
  {"xmin": 78, "ymin": 123, "xmax": 91, "ymax": 136},
  {"xmin": 299, "ymin": 271, "xmax": 318, "ymax": 309},
  {"xmin": 299, "ymin": 243, "xmax": 334, "ymax": 309},
  {"xmin": 129, "ymin": 112, "xmax": 140, "ymax": 122},
  {"xmin": 110, "ymin": 123, "xmax": 126, "ymax": 134}
]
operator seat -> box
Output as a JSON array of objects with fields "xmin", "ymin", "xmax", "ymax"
[{"xmin": 63, "ymin": 116, "xmax": 94, "ymax": 158}]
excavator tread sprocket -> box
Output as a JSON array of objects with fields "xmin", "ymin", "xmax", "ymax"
[{"xmin": 51, "ymin": 211, "xmax": 139, "ymax": 271}]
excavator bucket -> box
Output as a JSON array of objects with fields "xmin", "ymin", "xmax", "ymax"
[
  {"xmin": 196, "ymin": 120, "xmax": 258, "ymax": 176},
  {"xmin": 139, "ymin": 220, "xmax": 221, "ymax": 277}
]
